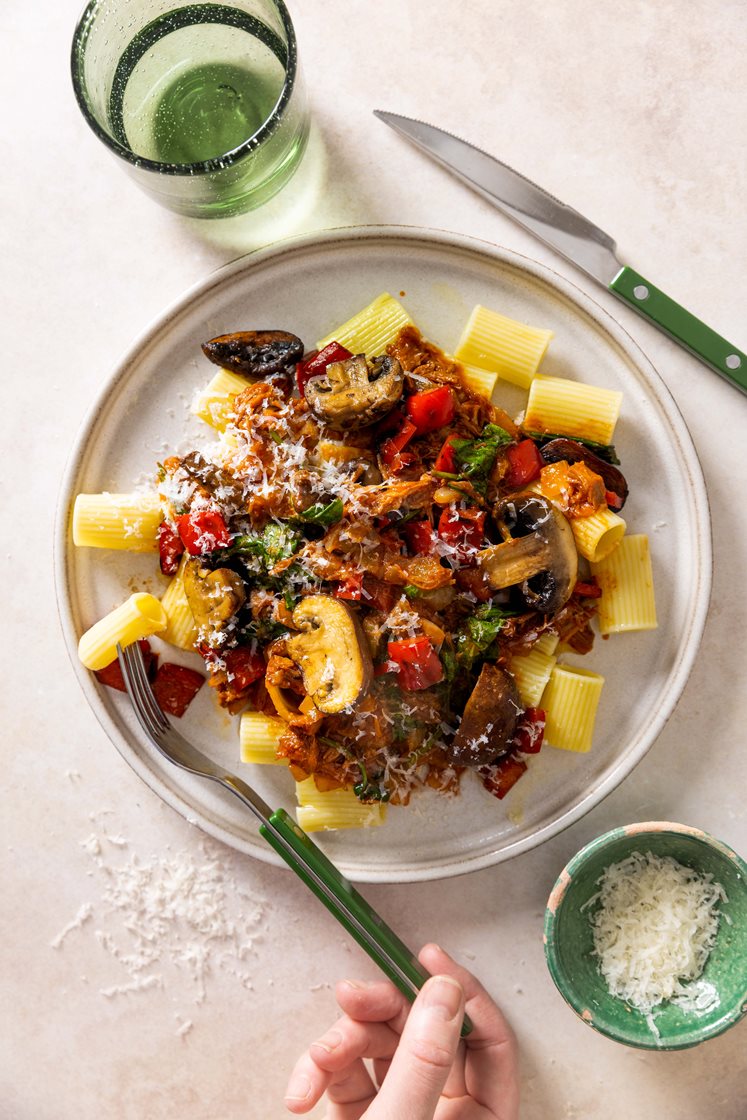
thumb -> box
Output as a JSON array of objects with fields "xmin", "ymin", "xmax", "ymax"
[{"xmin": 371, "ymin": 975, "xmax": 464, "ymax": 1120}]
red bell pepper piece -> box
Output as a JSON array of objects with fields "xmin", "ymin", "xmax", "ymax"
[
  {"xmin": 434, "ymin": 434, "xmax": 459, "ymax": 473},
  {"xmin": 404, "ymin": 520, "xmax": 436, "ymax": 556},
  {"xmin": 381, "ymin": 417, "xmax": 417, "ymax": 472},
  {"xmin": 374, "ymin": 659, "xmax": 398, "ymax": 678},
  {"xmin": 296, "ymin": 341, "xmax": 353, "ymax": 396},
  {"xmin": 387, "ymin": 635, "xmax": 444, "ymax": 691},
  {"xmin": 504, "ymin": 439, "xmax": 544, "ymax": 488},
  {"xmin": 405, "ymin": 386, "xmax": 455, "ymax": 434},
  {"xmin": 158, "ymin": 520, "xmax": 184, "ymax": 575},
  {"xmin": 574, "ymin": 580, "xmax": 602, "ymax": 599},
  {"xmin": 95, "ymin": 640, "xmax": 157, "ymax": 692},
  {"xmin": 221, "ymin": 647, "xmax": 266, "ymax": 690},
  {"xmin": 333, "ymin": 571, "xmax": 364, "ymax": 601},
  {"xmin": 177, "ymin": 509, "xmax": 232, "ymax": 555},
  {"xmin": 512, "ymin": 707, "xmax": 546, "ymax": 754},
  {"xmin": 480, "ymin": 755, "xmax": 528, "ymax": 800},
  {"xmin": 151, "ymin": 662, "xmax": 205, "ymax": 717},
  {"xmin": 437, "ymin": 507, "xmax": 486, "ymax": 563}
]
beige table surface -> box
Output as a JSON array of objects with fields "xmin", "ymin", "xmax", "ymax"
[{"xmin": 2, "ymin": 2, "xmax": 746, "ymax": 1117}]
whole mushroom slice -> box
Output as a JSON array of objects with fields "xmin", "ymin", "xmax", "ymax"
[
  {"xmin": 182, "ymin": 558, "xmax": 246, "ymax": 642},
  {"xmin": 285, "ymin": 595, "xmax": 373, "ymax": 714},
  {"xmin": 478, "ymin": 493, "xmax": 578, "ymax": 614},
  {"xmin": 305, "ymin": 354, "xmax": 404, "ymax": 429},
  {"xmin": 447, "ymin": 663, "xmax": 521, "ymax": 767},
  {"xmin": 201, "ymin": 330, "xmax": 304, "ymax": 377}
]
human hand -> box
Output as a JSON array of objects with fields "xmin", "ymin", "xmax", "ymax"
[{"xmin": 284, "ymin": 942, "xmax": 519, "ymax": 1120}]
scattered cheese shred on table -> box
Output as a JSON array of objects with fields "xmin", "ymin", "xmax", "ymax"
[{"xmin": 588, "ymin": 850, "xmax": 727, "ymax": 1035}]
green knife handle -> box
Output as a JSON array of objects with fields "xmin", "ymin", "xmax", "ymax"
[
  {"xmin": 260, "ymin": 808, "xmax": 473, "ymax": 1037},
  {"xmin": 609, "ymin": 266, "xmax": 747, "ymax": 394}
]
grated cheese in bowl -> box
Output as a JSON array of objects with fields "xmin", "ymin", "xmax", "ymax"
[{"xmin": 586, "ymin": 850, "xmax": 727, "ymax": 1037}]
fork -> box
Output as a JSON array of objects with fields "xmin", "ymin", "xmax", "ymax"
[{"xmin": 116, "ymin": 642, "xmax": 473, "ymax": 1034}]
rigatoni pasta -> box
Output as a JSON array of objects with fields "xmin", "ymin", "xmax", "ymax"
[
  {"xmin": 524, "ymin": 376, "xmax": 622, "ymax": 444},
  {"xmin": 191, "ymin": 367, "xmax": 251, "ymax": 432},
  {"xmin": 455, "ymin": 304, "xmax": 553, "ymax": 389},
  {"xmin": 510, "ymin": 635, "xmax": 559, "ymax": 708},
  {"xmin": 571, "ymin": 507, "xmax": 627, "ymax": 563},
  {"xmin": 543, "ymin": 664, "xmax": 605, "ymax": 753},
  {"xmin": 73, "ymin": 492, "xmax": 161, "ymax": 551},
  {"xmin": 160, "ymin": 555, "xmax": 198, "ymax": 650},
  {"xmin": 239, "ymin": 711, "xmax": 287, "ymax": 763},
  {"xmin": 78, "ymin": 592, "xmax": 167, "ymax": 671},
  {"xmin": 592, "ymin": 534, "xmax": 657, "ymax": 634},
  {"xmin": 317, "ymin": 292, "xmax": 413, "ymax": 355},
  {"xmin": 457, "ymin": 362, "xmax": 500, "ymax": 399},
  {"xmin": 295, "ymin": 777, "xmax": 387, "ymax": 832}
]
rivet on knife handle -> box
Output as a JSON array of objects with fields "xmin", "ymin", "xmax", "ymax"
[{"xmin": 609, "ymin": 266, "xmax": 747, "ymax": 394}]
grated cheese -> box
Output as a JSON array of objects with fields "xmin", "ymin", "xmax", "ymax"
[
  {"xmin": 588, "ymin": 850, "xmax": 726, "ymax": 1037},
  {"xmin": 54, "ymin": 820, "xmax": 267, "ymax": 1033}
]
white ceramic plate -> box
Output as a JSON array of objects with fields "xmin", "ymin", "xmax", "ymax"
[{"xmin": 55, "ymin": 226, "xmax": 711, "ymax": 882}]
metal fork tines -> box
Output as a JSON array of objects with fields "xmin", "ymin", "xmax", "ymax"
[
  {"xmin": 116, "ymin": 642, "xmax": 275, "ymax": 826},
  {"xmin": 118, "ymin": 641, "xmax": 170, "ymax": 742}
]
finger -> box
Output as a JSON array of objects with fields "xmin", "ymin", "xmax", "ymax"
[
  {"xmin": 372, "ymin": 1057, "xmax": 391, "ymax": 1089},
  {"xmin": 335, "ymin": 978, "xmax": 411, "ymax": 1032},
  {"xmin": 369, "ymin": 974, "xmax": 465, "ymax": 1120},
  {"xmin": 324, "ymin": 1058, "xmax": 378, "ymax": 1120},
  {"xmin": 418, "ymin": 944, "xmax": 519, "ymax": 1117},
  {"xmin": 284, "ymin": 1050, "xmax": 331, "ymax": 1114},
  {"xmin": 309, "ymin": 1015, "xmax": 400, "ymax": 1072}
]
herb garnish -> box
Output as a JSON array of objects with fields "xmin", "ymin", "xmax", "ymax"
[
  {"xmin": 299, "ymin": 497, "xmax": 344, "ymax": 527},
  {"xmin": 227, "ymin": 522, "xmax": 301, "ymax": 568},
  {"xmin": 449, "ymin": 423, "xmax": 512, "ymax": 494},
  {"xmin": 453, "ymin": 603, "xmax": 518, "ymax": 670},
  {"xmin": 353, "ymin": 761, "xmax": 390, "ymax": 803}
]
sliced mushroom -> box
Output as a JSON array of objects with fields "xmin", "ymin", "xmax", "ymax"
[
  {"xmin": 478, "ymin": 493, "xmax": 578, "ymax": 614},
  {"xmin": 447, "ymin": 663, "xmax": 521, "ymax": 767},
  {"xmin": 201, "ymin": 330, "xmax": 304, "ymax": 377},
  {"xmin": 305, "ymin": 355, "xmax": 404, "ymax": 429},
  {"xmin": 285, "ymin": 595, "xmax": 373, "ymax": 713},
  {"xmin": 182, "ymin": 558, "xmax": 246, "ymax": 643}
]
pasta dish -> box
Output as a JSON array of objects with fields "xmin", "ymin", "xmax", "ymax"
[{"xmin": 73, "ymin": 293, "xmax": 657, "ymax": 831}]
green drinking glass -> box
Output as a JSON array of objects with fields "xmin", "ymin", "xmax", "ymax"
[{"xmin": 71, "ymin": 0, "xmax": 310, "ymax": 218}]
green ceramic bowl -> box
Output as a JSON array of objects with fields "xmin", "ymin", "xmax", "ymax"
[{"xmin": 544, "ymin": 822, "xmax": 747, "ymax": 1049}]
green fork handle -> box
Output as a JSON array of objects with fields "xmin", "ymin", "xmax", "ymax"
[
  {"xmin": 609, "ymin": 266, "xmax": 747, "ymax": 394},
  {"xmin": 260, "ymin": 808, "xmax": 473, "ymax": 1037}
]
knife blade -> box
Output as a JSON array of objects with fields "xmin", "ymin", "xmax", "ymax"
[{"xmin": 374, "ymin": 110, "xmax": 746, "ymax": 395}]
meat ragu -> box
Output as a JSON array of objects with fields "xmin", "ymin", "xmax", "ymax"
[{"xmin": 73, "ymin": 309, "xmax": 630, "ymax": 812}]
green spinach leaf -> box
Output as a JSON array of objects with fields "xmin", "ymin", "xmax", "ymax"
[
  {"xmin": 451, "ymin": 423, "xmax": 512, "ymax": 494},
  {"xmin": 299, "ymin": 498, "xmax": 344, "ymax": 527}
]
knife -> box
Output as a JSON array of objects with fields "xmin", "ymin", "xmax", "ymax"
[{"xmin": 374, "ymin": 110, "xmax": 746, "ymax": 395}]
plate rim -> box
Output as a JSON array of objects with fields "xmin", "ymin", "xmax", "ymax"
[{"xmin": 54, "ymin": 223, "xmax": 712, "ymax": 882}]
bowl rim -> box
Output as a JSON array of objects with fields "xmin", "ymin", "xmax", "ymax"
[{"xmin": 543, "ymin": 820, "xmax": 747, "ymax": 1049}]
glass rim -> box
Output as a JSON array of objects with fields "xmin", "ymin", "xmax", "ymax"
[{"xmin": 70, "ymin": 0, "xmax": 299, "ymax": 177}]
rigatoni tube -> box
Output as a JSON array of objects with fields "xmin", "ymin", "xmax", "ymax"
[
  {"xmin": 73, "ymin": 492, "xmax": 161, "ymax": 551},
  {"xmin": 78, "ymin": 593, "xmax": 167, "ymax": 671}
]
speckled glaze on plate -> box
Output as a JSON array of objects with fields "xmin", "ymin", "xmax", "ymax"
[
  {"xmin": 54, "ymin": 226, "xmax": 711, "ymax": 882},
  {"xmin": 543, "ymin": 822, "xmax": 747, "ymax": 1049}
]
